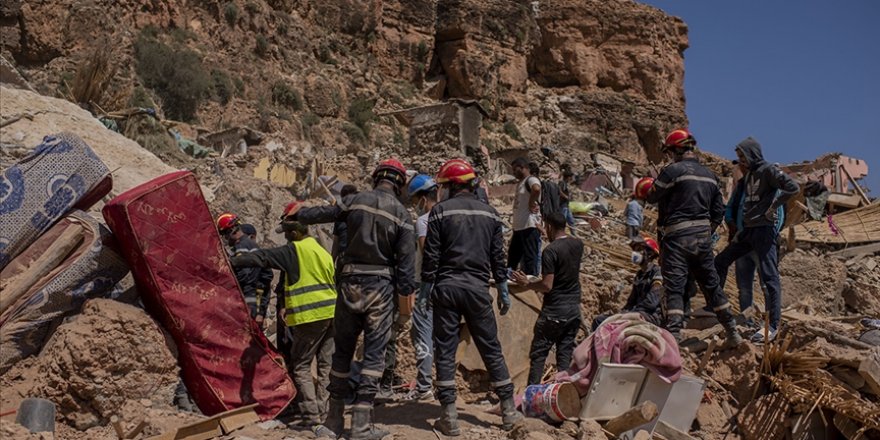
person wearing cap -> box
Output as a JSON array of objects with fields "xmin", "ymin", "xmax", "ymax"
[
  {"xmin": 645, "ymin": 129, "xmax": 743, "ymax": 348},
  {"xmin": 216, "ymin": 213, "xmax": 273, "ymax": 328},
  {"xmin": 230, "ymin": 202, "xmax": 337, "ymax": 438},
  {"xmin": 590, "ymin": 236, "xmax": 664, "ymax": 330},
  {"xmin": 288, "ymin": 159, "xmax": 416, "ymax": 440},
  {"xmin": 714, "ymin": 138, "xmax": 798, "ymax": 343},
  {"xmin": 421, "ymin": 158, "xmax": 522, "ymax": 436},
  {"xmin": 401, "ymin": 174, "xmax": 439, "ymax": 402},
  {"xmin": 510, "ymin": 211, "xmax": 584, "ymax": 386}
]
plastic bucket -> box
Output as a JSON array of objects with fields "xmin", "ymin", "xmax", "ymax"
[{"xmin": 522, "ymin": 382, "xmax": 581, "ymax": 422}]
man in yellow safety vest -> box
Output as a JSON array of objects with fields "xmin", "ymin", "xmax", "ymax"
[{"xmin": 230, "ymin": 201, "xmax": 337, "ymax": 438}]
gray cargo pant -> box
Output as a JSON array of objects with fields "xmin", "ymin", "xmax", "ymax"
[{"xmin": 288, "ymin": 318, "xmax": 335, "ymax": 426}]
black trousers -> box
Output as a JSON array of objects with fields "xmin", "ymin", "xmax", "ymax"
[
  {"xmin": 327, "ymin": 275, "xmax": 394, "ymax": 404},
  {"xmin": 507, "ymin": 228, "xmax": 541, "ymax": 276},
  {"xmin": 433, "ymin": 285, "xmax": 513, "ymax": 405},
  {"xmin": 527, "ymin": 314, "xmax": 581, "ymax": 385},
  {"xmin": 661, "ymin": 228, "xmax": 734, "ymax": 333}
]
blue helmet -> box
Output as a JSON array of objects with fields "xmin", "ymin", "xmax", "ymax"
[{"xmin": 408, "ymin": 174, "xmax": 437, "ymax": 196}]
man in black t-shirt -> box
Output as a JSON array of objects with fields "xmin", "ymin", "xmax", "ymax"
[{"xmin": 511, "ymin": 212, "xmax": 584, "ymax": 385}]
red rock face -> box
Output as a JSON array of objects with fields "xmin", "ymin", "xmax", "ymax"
[{"xmin": 0, "ymin": 0, "xmax": 688, "ymax": 166}]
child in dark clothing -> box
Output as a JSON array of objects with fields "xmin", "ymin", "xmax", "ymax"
[{"xmin": 591, "ymin": 236, "xmax": 663, "ymax": 330}]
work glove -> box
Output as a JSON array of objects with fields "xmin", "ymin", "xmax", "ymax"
[
  {"xmin": 497, "ymin": 280, "xmax": 511, "ymax": 316},
  {"xmin": 416, "ymin": 282, "xmax": 432, "ymax": 315}
]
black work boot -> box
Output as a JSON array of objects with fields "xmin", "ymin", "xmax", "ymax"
[
  {"xmin": 434, "ymin": 403, "xmax": 461, "ymax": 436},
  {"xmin": 721, "ymin": 319, "xmax": 744, "ymax": 349},
  {"xmin": 500, "ymin": 396, "xmax": 523, "ymax": 431},
  {"xmin": 666, "ymin": 314, "xmax": 684, "ymax": 344},
  {"xmin": 350, "ymin": 404, "xmax": 389, "ymax": 440},
  {"xmin": 323, "ymin": 398, "xmax": 345, "ymax": 438}
]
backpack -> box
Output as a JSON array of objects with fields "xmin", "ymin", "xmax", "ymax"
[{"xmin": 540, "ymin": 179, "xmax": 563, "ymax": 218}]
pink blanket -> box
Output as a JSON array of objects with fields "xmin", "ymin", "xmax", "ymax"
[{"xmin": 556, "ymin": 313, "xmax": 681, "ymax": 396}]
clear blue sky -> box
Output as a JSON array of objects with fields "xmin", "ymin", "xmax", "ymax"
[{"xmin": 639, "ymin": 1, "xmax": 880, "ymax": 195}]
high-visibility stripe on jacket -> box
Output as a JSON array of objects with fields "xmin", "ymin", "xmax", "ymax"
[{"xmin": 285, "ymin": 237, "xmax": 337, "ymax": 326}]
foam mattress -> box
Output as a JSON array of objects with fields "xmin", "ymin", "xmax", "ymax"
[
  {"xmin": 102, "ymin": 171, "xmax": 295, "ymax": 419},
  {"xmin": 0, "ymin": 133, "xmax": 111, "ymax": 269}
]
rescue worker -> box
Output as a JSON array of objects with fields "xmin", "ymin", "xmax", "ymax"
[
  {"xmin": 645, "ymin": 129, "xmax": 743, "ymax": 348},
  {"xmin": 625, "ymin": 177, "xmax": 654, "ymax": 240},
  {"xmin": 420, "ymin": 158, "xmax": 522, "ymax": 436},
  {"xmin": 289, "ymin": 158, "xmax": 416, "ymax": 440},
  {"xmin": 510, "ymin": 212, "xmax": 583, "ymax": 386},
  {"xmin": 403, "ymin": 174, "xmax": 438, "ymax": 401},
  {"xmin": 714, "ymin": 137, "xmax": 799, "ymax": 343},
  {"xmin": 217, "ymin": 213, "xmax": 273, "ymax": 328},
  {"xmin": 591, "ymin": 236, "xmax": 663, "ymax": 330},
  {"xmin": 229, "ymin": 202, "xmax": 337, "ymax": 437}
]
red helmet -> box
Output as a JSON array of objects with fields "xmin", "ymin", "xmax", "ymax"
[
  {"xmin": 663, "ymin": 128, "xmax": 697, "ymax": 150},
  {"xmin": 634, "ymin": 177, "xmax": 654, "ymax": 200},
  {"xmin": 280, "ymin": 201, "xmax": 302, "ymax": 219},
  {"xmin": 216, "ymin": 212, "xmax": 240, "ymax": 234},
  {"xmin": 372, "ymin": 158, "xmax": 407, "ymax": 187},
  {"xmin": 436, "ymin": 158, "xmax": 476, "ymax": 184},
  {"xmin": 643, "ymin": 237, "xmax": 660, "ymax": 256}
]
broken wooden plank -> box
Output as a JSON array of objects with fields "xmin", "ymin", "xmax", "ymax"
[
  {"xmin": 696, "ymin": 338, "xmax": 718, "ymax": 376},
  {"xmin": 603, "ymin": 401, "xmax": 658, "ymax": 436},
  {"xmin": 830, "ymin": 242, "xmax": 880, "ymax": 259},
  {"xmin": 0, "ymin": 224, "xmax": 84, "ymax": 313},
  {"xmin": 858, "ymin": 348, "xmax": 880, "ymax": 396},
  {"xmin": 217, "ymin": 403, "xmax": 260, "ymax": 434},
  {"xmin": 653, "ymin": 420, "xmax": 695, "ymax": 440},
  {"xmin": 146, "ymin": 417, "xmax": 221, "ymax": 440},
  {"xmin": 110, "ymin": 415, "xmax": 125, "ymax": 440},
  {"xmin": 802, "ymin": 324, "xmax": 872, "ymax": 350}
]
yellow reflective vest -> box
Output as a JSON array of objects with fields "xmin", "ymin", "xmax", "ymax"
[{"xmin": 285, "ymin": 237, "xmax": 337, "ymax": 326}]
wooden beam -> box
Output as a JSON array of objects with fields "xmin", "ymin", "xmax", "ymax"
[
  {"xmin": 696, "ymin": 338, "xmax": 718, "ymax": 376},
  {"xmin": 829, "ymin": 242, "xmax": 880, "ymax": 259},
  {"xmin": 0, "ymin": 224, "xmax": 84, "ymax": 313},
  {"xmin": 603, "ymin": 401, "xmax": 658, "ymax": 436},
  {"xmin": 218, "ymin": 403, "xmax": 260, "ymax": 434}
]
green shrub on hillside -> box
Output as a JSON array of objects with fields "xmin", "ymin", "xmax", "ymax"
[
  {"xmin": 503, "ymin": 120, "xmax": 523, "ymax": 141},
  {"xmin": 134, "ymin": 31, "xmax": 211, "ymax": 122},
  {"xmin": 255, "ymin": 35, "xmax": 269, "ymax": 57},
  {"xmin": 224, "ymin": 2, "xmax": 239, "ymax": 25},
  {"xmin": 348, "ymin": 98, "xmax": 375, "ymax": 136},
  {"xmin": 271, "ymin": 81, "xmax": 302, "ymax": 111},
  {"xmin": 211, "ymin": 69, "xmax": 235, "ymax": 104}
]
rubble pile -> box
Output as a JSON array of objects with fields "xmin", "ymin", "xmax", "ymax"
[
  {"xmin": 0, "ymin": 299, "xmax": 179, "ymax": 430},
  {"xmin": 843, "ymin": 253, "xmax": 880, "ymax": 316}
]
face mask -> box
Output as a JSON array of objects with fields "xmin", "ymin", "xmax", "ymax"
[{"xmin": 631, "ymin": 251, "xmax": 644, "ymax": 265}]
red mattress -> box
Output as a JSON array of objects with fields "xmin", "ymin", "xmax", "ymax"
[{"xmin": 101, "ymin": 171, "xmax": 295, "ymax": 419}]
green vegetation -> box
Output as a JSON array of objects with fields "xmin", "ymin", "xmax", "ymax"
[
  {"xmin": 224, "ymin": 2, "xmax": 239, "ymax": 26},
  {"xmin": 255, "ymin": 35, "xmax": 269, "ymax": 57},
  {"xmin": 211, "ymin": 69, "xmax": 235, "ymax": 105},
  {"xmin": 347, "ymin": 98, "xmax": 376, "ymax": 137},
  {"xmin": 134, "ymin": 29, "xmax": 211, "ymax": 121},
  {"xmin": 503, "ymin": 120, "xmax": 523, "ymax": 141},
  {"xmin": 343, "ymin": 122, "xmax": 367, "ymax": 144},
  {"xmin": 271, "ymin": 81, "xmax": 302, "ymax": 111},
  {"xmin": 416, "ymin": 40, "xmax": 429, "ymax": 60}
]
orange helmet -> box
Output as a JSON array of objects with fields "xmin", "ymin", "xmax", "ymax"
[
  {"xmin": 280, "ymin": 201, "xmax": 302, "ymax": 219},
  {"xmin": 436, "ymin": 158, "xmax": 476, "ymax": 184},
  {"xmin": 634, "ymin": 177, "xmax": 654, "ymax": 200},
  {"xmin": 216, "ymin": 212, "xmax": 240, "ymax": 234},
  {"xmin": 372, "ymin": 158, "xmax": 407, "ymax": 187},
  {"xmin": 663, "ymin": 128, "xmax": 696, "ymax": 151}
]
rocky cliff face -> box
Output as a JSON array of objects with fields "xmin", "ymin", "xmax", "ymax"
[{"xmin": 0, "ymin": 0, "xmax": 688, "ymax": 172}]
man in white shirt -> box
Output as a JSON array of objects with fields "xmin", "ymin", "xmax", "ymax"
[{"xmin": 508, "ymin": 157, "xmax": 542, "ymax": 276}]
